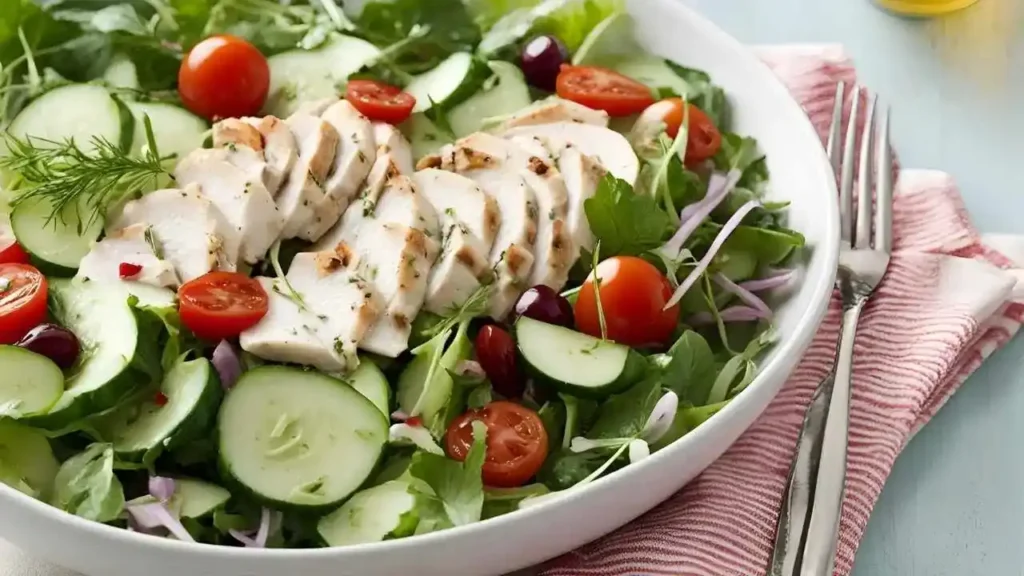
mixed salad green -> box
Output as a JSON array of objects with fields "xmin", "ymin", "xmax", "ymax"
[{"xmin": 0, "ymin": 0, "xmax": 804, "ymax": 549}]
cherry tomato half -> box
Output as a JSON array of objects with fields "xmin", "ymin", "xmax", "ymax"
[
  {"xmin": 178, "ymin": 35, "xmax": 269, "ymax": 121},
  {"xmin": 345, "ymin": 80, "xmax": 417, "ymax": 124},
  {"xmin": 178, "ymin": 272, "xmax": 269, "ymax": 341},
  {"xmin": 446, "ymin": 401, "xmax": 549, "ymax": 488},
  {"xmin": 574, "ymin": 256, "xmax": 679, "ymax": 348},
  {"xmin": 555, "ymin": 65, "xmax": 655, "ymax": 117},
  {"xmin": 0, "ymin": 263, "xmax": 48, "ymax": 344},
  {"xmin": 0, "ymin": 239, "xmax": 30, "ymax": 265},
  {"xmin": 660, "ymin": 99, "xmax": 722, "ymax": 163}
]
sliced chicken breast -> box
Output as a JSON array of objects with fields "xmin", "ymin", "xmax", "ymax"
[
  {"xmin": 373, "ymin": 123, "xmax": 414, "ymax": 175},
  {"xmin": 277, "ymin": 113, "xmax": 340, "ymax": 241},
  {"xmin": 319, "ymin": 100, "xmax": 375, "ymax": 217},
  {"xmin": 500, "ymin": 98, "xmax": 610, "ymax": 130},
  {"xmin": 423, "ymin": 225, "xmax": 489, "ymax": 315},
  {"xmin": 502, "ymin": 122, "xmax": 639, "ymax": 185},
  {"xmin": 174, "ymin": 149, "xmax": 283, "ymax": 264},
  {"xmin": 239, "ymin": 277, "xmax": 349, "ymax": 372},
  {"xmin": 558, "ymin": 146, "xmax": 607, "ymax": 256},
  {"xmin": 213, "ymin": 117, "xmax": 298, "ymax": 197},
  {"xmin": 285, "ymin": 248, "xmax": 382, "ymax": 369},
  {"xmin": 412, "ymin": 168, "xmax": 499, "ymax": 255},
  {"xmin": 111, "ymin": 185, "xmax": 239, "ymax": 281},
  {"xmin": 77, "ymin": 223, "xmax": 179, "ymax": 288}
]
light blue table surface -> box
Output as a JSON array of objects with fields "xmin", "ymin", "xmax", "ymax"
[
  {"xmin": 684, "ymin": 0, "xmax": 1024, "ymax": 574},
  {"xmin": 2, "ymin": 1, "xmax": 1023, "ymax": 575}
]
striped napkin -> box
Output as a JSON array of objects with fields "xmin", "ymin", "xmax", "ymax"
[{"xmin": 535, "ymin": 45, "xmax": 1024, "ymax": 576}]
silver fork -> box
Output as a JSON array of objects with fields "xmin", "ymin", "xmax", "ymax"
[{"xmin": 768, "ymin": 82, "xmax": 893, "ymax": 576}]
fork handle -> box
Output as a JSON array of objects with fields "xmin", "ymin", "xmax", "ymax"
[{"xmin": 769, "ymin": 302, "xmax": 864, "ymax": 576}]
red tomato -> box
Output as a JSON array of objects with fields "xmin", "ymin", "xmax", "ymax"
[
  {"xmin": 345, "ymin": 80, "xmax": 416, "ymax": 124},
  {"xmin": 0, "ymin": 263, "xmax": 48, "ymax": 344},
  {"xmin": 178, "ymin": 35, "xmax": 269, "ymax": 121},
  {"xmin": 555, "ymin": 65, "xmax": 655, "ymax": 117},
  {"xmin": 118, "ymin": 262, "xmax": 143, "ymax": 280},
  {"xmin": 446, "ymin": 401, "xmax": 549, "ymax": 488},
  {"xmin": 0, "ymin": 239, "xmax": 29, "ymax": 265},
  {"xmin": 178, "ymin": 272, "xmax": 269, "ymax": 341},
  {"xmin": 574, "ymin": 256, "xmax": 679, "ymax": 347},
  {"xmin": 660, "ymin": 99, "xmax": 722, "ymax": 163}
]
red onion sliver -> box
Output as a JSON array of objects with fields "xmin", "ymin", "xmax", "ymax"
[
  {"xmin": 212, "ymin": 340, "xmax": 243, "ymax": 391},
  {"xmin": 151, "ymin": 504, "xmax": 195, "ymax": 542},
  {"xmin": 148, "ymin": 476, "xmax": 176, "ymax": 503},
  {"xmin": 689, "ymin": 306, "xmax": 770, "ymax": 326},
  {"xmin": 125, "ymin": 502, "xmax": 165, "ymax": 530},
  {"xmin": 126, "ymin": 502, "xmax": 194, "ymax": 542},
  {"xmin": 253, "ymin": 507, "xmax": 272, "ymax": 548},
  {"xmin": 714, "ymin": 273, "xmax": 771, "ymax": 316},
  {"xmin": 739, "ymin": 269, "xmax": 795, "ymax": 292},
  {"xmin": 661, "ymin": 169, "xmax": 742, "ymax": 258},
  {"xmin": 666, "ymin": 200, "xmax": 761, "ymax": 309},
  {"xmin": 229, "ymin": 529, "xmax": 259, "ymax": 547},
  {"xmin": 455, "ymin": 360, "xmax": 486, "ymax": 379},
  {"xmin": 391, "ymin": 409, "xmax": 410, "ymax": 422}
]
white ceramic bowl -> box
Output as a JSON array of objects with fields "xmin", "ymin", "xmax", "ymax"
[{"xmin": 0, "ymin": 2, "xmax": 839, "ymax": 575}]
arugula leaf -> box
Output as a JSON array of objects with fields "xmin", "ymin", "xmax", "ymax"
[
  {"xmin": 537, "ymin": 446, "xmax": 623, "ymax": 491},
  {"xmin": 584, "ymin": 175, "xmax": 671, "ymax": 257},
  {"xmin": 50, "ymin": 443, "xmax": 125, "ymax": 523},
  {"xmin": 586, "ymin": 375, "xmax": 662, "ymax": 440},
  {"xmin": 718, "ymin": 224, "xmax": 806, "ymax": 266},
  {"xmin": 408, "ymin": 420, "xmax": 487, "ymax": 527},
  {"xmin": 357, "ymin": 0, "xmax": 481, "ymax": 73},
  {"xmin": 137, "ymin": 301, "xmax": 198, "ymax": 372},
  {"xmin": 649, "ymin": 399, "xmax": 730, "ymax": 451},
  {"xmin": 664, "ymin": 60, "xmax": 728, "ymax": 128},
  {"xmin": 536, "ymin": 400, "xmax": 565, "ymax": 452},
  {"xmin": 478, "ymin": 0, "xmax": 624, "ymax": 56},
  {"xmin": 713, "ymin": 133, "xmax": 764, "ymax": 176},
  {"xmin": 482, "ymin": 484, "xmax": 550, "ymax": 519},
  {"xmin": 650, "ymin": 331, "xmax": 718, "ymax": 405},
  {"xmin": 707, "ymin": 329, "xmax": 776, "ymax": 403}
]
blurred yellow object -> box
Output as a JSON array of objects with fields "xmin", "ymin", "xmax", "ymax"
[{"xmin": 875, "ymin": 0, "xmax": 979, "ymax": 15}]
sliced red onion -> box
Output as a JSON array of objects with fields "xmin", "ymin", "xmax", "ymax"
[
  {"xmin": 714, "ymin": 273, "xmax": 771, "ymax": 317},
  {"xmin": 390, "ymin": 409, "xmax": 409, "ymax": 422},
  {"xmin": 212, "ymin": 340, "xmax": 243, "ymax": 390},
  {"xmin": 253, "ymin": 507, "xmax": 272, "ymax": 548},
  {"xmin": 689, "ymin": 306, "xmax": 770, "ymax": 326},
  {"xmin": 660, "ymin": 169, "xmax": 742, "ymax": 258},
  {"xmin": 229, "ymin": 529, "xmax": 259, "ymax": 547},
  {"xmin": 665, "ymin": 200, "xmax": 761, "ymax": 309},
  {"xmin": 228, "ymin": 508, "xmax": 274, "ymax": 548},
  {"xmin": 148, "ymin": 476, "xmax": 176, "ymax": 502},
  {"xmin": 739, "ymin": 268, "xmax": 795, "ymax": 292},
  {"xmin": 126, "ymin": 501, "xmax": 194, "ymax": 542},
  {"xmin": 125, "ymin": 501, "xmax": 165, "ymax": 530},
  {"xmin": 640, "ymin": 391, "xmax": 678, "ymax": 444},
  {"xmin": 455, "ymin": 359, "xmax": 486, "ymax": 379}
]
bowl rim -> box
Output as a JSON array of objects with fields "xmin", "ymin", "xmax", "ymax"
[{"xmin": 0, "ymin": 0, "xmax": 840, "ymax": 561}]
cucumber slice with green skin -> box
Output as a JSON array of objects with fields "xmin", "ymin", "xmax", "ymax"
[
  {"xmin": 25, "ymin": 279, "xmax": 164, "ymax": 430},
  {"xmin": 345, "ymin": 361, "xmax": 391, "ymax": 418},
  {"xmin": 264, "ymin": 35, "xmax": 381, "ymax": 118},
  {"xmin": 447, "ymin": 61, "xmax": 532, "ymax": 137},
  {"xmin": 126, "ymin": 102, "xmax": 208, "ymax": 163},
  {"xmin": 317, "ymin": 480, "xmax": 419, "ymax": 547},
  {"xmin": 99, "ymin": 357, "xmax": 221, "ymax": 462},
  {"xmin": 515, "ymin": 317, "xmax": 646, "ymax": 398},
  {"xmin": 6, "ymin": 84, "xmax": 132, "ymax": 153},
  {"xmin": 406, "ymin": 53, "xmax": 490, "ymax": 114},
  {"xmin": 218, "ymin": 366, "xmax": 388, "ymax": 511},
  {"xmin": 169, "ymin": 478, "xmax": 231, "ymax": 519},
  {"xmin": 0, "ymin": 346, "xmax": 64, "ymax": 419},
  {"xmin": 0, "ymin": 419, "xmax": 59, "ymax": 500},
  {"xmin": 10, "ymin": 198, "xmax": 105, "ymax": 275}
]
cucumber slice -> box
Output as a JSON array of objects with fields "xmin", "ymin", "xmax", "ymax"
[
  {"xmin": 571, "ymin": 13, "xmax": 641, "ymax": 67},
  {"xmin": 99, "ymin": 357, "xmax": 221, "ymax": 461},
  {"xmin": 515, "ymin": 317, "xmax": 646, "ymax": 398},
  {"xmin": 612, "ymin": 55, "xmax": 691, "ymax": 98},
  {"xmin": 0, "ymin": 420, "xmax": 59, "ymax": 499},
  {"xmin": 6, "ymin": 84, "xmax": 132, "ymax": 153},
  {"xmin": 26, "ymin": 278, "xmax": 162, "ymax": 430},
  {"xmin": 346, "ymin": 361, "xmax": 391, "ymax": 417},
  {"xmin": 218, "ymin": 366, "xmax": 388, "ymax": 510},
  {"xmin": 264, "ymin": 35, "xmax": 381, "ymax": 118},
  {"xmin": 102, "ymin": 54, "xmax": 140, "ymax": 92},
  {"xmin": 406, "ymin": 52, "xmax": 489, "ymax": 114},
  {"xmin": 0, "ymin": 346, "xmax": 64, "ymax": 419},
  {"xmin": 317, "ymin": 480, "xmax": 419, "ymax": 547},
  {"xmin": 10, "ymin": 198, "xmax": 105, "ymax": 275},
  {"xmin": 169, "ymin": 478, "xmax": 231, "ymax": 519},
  {"xmin": 126, "ymin": 102, "xmax": 208, "ymax": 163},
  {"xmin": 447, "ymin": 61, "xmax": 532, "ymax": 137}
]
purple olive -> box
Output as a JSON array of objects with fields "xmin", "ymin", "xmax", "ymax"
[
  {"xmin": 513, "ymin": 285, "xmax": 574, "ymax": 328},
  {"xmin": 520, "ymin": 35, "xmax": 569, "ymax": 91},
  {"xmin": 16, "ymin": 323, "xmax": 80, "ymax": 370},
  {"xmin": 475, "ymin": 325, "xmax": 524, "ymax": 398}
]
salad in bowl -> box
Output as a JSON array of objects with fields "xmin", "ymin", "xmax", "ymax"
[{"xmin": 0, "ymin": 0, "xmax": 805, "ymax": 552}]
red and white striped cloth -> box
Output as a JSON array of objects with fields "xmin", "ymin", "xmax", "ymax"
[{"xmin": 537, "ymin": 45, "xmax": 1024, "ymax": 576}]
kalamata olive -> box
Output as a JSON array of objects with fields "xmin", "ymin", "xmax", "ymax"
[
  {"xmin": 16, "ymin": 323, "xmax": 80, "ymax": 370},
  {"xmin": 474, "ymin": 325, "xmax": 524, "ymax": 398},
  {"xmin": 513, "ymin": 285, "xmax": 574, "ymax": 328},
  {"xmin": 520, "ymin": 35, "xmax": 569, "ymax": 91}
]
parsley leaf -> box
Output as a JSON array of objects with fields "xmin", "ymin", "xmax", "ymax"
[
  {"xmin": 356, "ymin": 0, "xmax": 481, "ymax": 73},
  {"xmin": 649, "ymin": 331, "xmax": 718, "ymax": 405},
  {"xmin": 664, "ymin": 60, "xmax": 728, "ymax": 128},
  {"xmin": 586, "ymin": 375, "xmax": 663, "ymax": 440},
  {"xmin": 583, "ymin": 174, "xmax": 672, "ymax": 257},
  {"xmin": 408, "ymin": 420, "xmax": 487, "ymax": 527}
]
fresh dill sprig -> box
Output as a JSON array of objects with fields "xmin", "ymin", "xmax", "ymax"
[
  {"xmin": 0, "ymin": 115, "xmax": 174, "ymax": 230},
  {"xmin": 426, "ymin": 282, "xmax": 494, "ymax": 338},
  {"xmin": 591, "ymin": 240, "xmax": 608, "ymax": 341}
]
